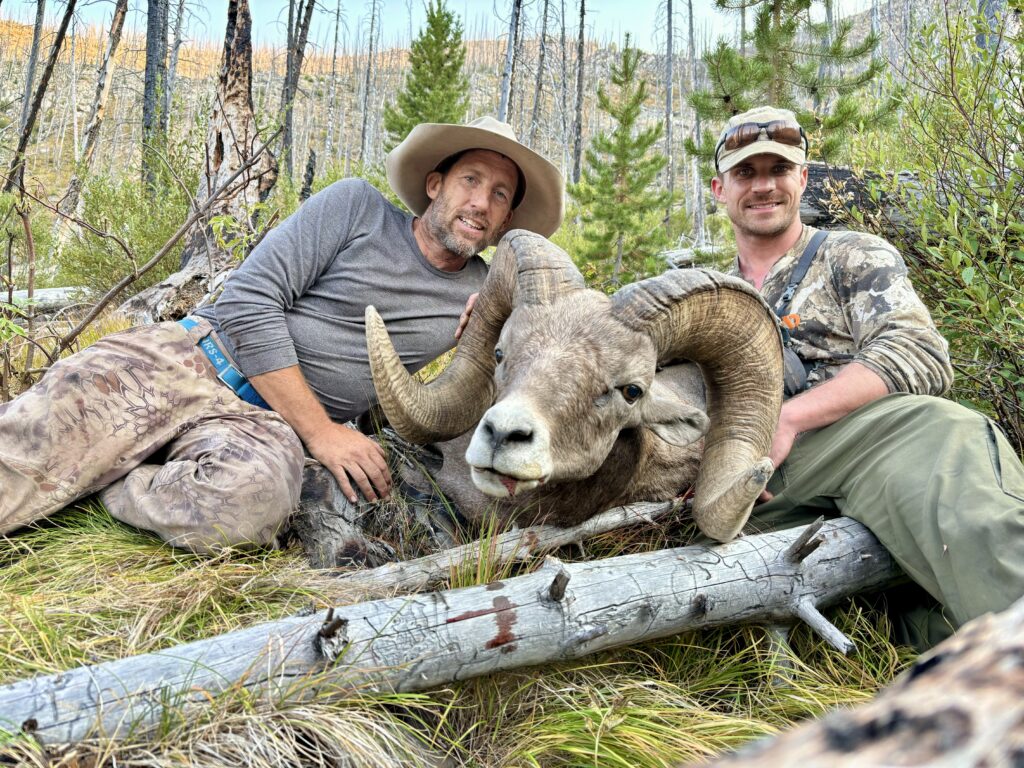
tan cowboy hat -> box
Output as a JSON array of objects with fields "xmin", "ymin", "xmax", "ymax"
[{"xmin": 386, "ymin": 116, "xmax": 565, "ymax": 238}]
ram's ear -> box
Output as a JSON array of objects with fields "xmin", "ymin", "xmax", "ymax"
[{"xmin": 637, "ymin": 382, "xmax": 709, "ymax": 447}]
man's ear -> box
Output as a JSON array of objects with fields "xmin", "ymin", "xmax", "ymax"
[
  {"xmin": 711, "ymin": 175, "xmax": 725, "ymax": 204},
  {"xmin": 425, "ymin": 171, "xmax": 443, "ymax": 202}
]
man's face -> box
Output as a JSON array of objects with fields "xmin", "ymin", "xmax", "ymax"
[
  {"xmin": 421, "ymin": 149, "xmax": 519, "ymax": 259},
  {"xmin": 711, "ymin": 154, "xmax": 808, "ymax": 239}
]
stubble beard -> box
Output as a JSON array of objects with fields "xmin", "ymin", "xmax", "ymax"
[
  {"xmin": 735, "ymin": 198, "xmax": 798, "ymax": 239},
  {"xmin": 424, "ymin": 191, "xmax": 487, "ymax": 260}
]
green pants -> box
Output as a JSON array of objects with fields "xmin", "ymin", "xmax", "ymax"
[{"xmin": 751, "ymin": 393, "xmax": 1024, "ymax": 648}]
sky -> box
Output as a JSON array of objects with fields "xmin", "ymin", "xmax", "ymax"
[
  {"xmin": 3, "ymin": 0, "xmax": 872, "ymax": 54},
  {"xmin": 2, "ymin": 0, "xmax": 736, "ymax": 53}
]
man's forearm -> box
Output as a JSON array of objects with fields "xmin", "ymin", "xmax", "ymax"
[
  {"xmin": 782, "ymin": 361, "xmax": 889, "ymax": 435},
  {"xmin": 248, "ymin": 366, "xmax": 333, "ymax": 445}
]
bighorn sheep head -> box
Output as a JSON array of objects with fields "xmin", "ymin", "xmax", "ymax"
[{"xmin": 365, "ymin": 230, "xmax": 783, "ymax": 541}]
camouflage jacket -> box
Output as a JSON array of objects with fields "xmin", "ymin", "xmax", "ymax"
[{"xmin": 728, "ymin": 226, "xmax": 953, "ymax": 395}]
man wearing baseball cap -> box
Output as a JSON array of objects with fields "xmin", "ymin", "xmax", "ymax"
[
  {"xmin": 0, "ymin": 117, "xmax": 565, "ymax": 555},
  {"xmin": 712, "ymin": 105, "xmax": 1024, "ymax": 649}
]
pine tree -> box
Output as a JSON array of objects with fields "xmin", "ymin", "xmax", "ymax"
[
  {"xmin": 383, "ymin": 0, "xmax": 469, "ymax": 152},
  {"xmin": 687, "ymin": 0, "xmax": 897, "ymax": 167},
  {"xmin": 570, "ymin": 39, "xmax": 671, "ymax": 288}
]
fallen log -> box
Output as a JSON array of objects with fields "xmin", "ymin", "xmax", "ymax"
[
  {"xmin": 330, "ymin": 497, "xmax": 680, "ymax": 597},
  {"xmin": 0, "ymin": 518, "xmax": 902, "ymax": 745},
  {"xmin": 695, "ymin": 594, "xmax": 1024, "ymax": 767},
  {"xmin": 8, "ymin": 287, "xmax": 87, "ymax": 318}
]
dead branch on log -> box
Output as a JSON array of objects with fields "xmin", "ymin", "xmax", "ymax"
[
  {"xmin": 695, "ymin": 595, "xmax": 1024, "ymax": 767},
  {"xmin": 0, "ymin": 518, "xmax": 902, "ymax": 745},
  {"xmin": 329, "ymin": 497, "xmax": 680, "ymax": 597}
]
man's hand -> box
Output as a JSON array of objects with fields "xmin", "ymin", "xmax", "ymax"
[
  {"xmin": 305, "ymin": 421, "xmax": 392, "ymax": 504},
  {"xmin": 249, "ymin": 365, "xmax": 392, "ymax": 504},
  {"xmin": 758, "ymin": 408, "xmax": 800, "ymax": 502},
  {"xmin": 756, "ymin": 362, "xmax": 890, "ymax": 503},
  {"xmin": 455, "ymin": 292, "xmax": 478, "ymax": 340}
]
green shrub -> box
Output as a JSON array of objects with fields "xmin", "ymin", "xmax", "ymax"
[
  {"xmin": 838, "ymin": 8, "xmax": 1024, "ymax": 453},
  {"xmin": 55, "ymin": 143, "xmax": 201, "ymax": 302}
]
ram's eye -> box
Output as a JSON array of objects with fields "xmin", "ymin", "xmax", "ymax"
[
  {"xmin": 620, "ymin": 384, "xmax": 643, "ymax": 404},
  {"xmin": 494, "ymin": 347, "xmax": 504, "ymax": 363}
]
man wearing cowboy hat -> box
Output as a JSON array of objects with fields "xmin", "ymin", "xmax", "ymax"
[
  {"xmin": 0, "ymin": 117, "xmax": 564, "ymax": 554},
  {"xmin": 712, "ymin": 105, "xmax": 1024, "ymax": 648}
]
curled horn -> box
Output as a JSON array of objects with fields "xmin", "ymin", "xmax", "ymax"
[
  {"xmin": 612, "ymin": 270, "xmax": 784, "ymax": 542},
  {"xmin": 366, "ymin": 229, "xmax": 585, "ymax": 444}
]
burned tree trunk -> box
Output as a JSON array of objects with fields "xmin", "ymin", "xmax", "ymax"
[
  {"xmin": 497, "ymin": 0, "xmax": 523, "ymax": 123},
  {"xmin": 141, "ymin": 0, "xmax": 169, "ymax": 191},
  {"xmin": 527, "ymin": 0, "xmax": 550, "ymax": 147},
  {"xmin": 2, "ymin": 0, "xmax": 78, "ymax": 194},
  {"xmin": 119, "ymin": 0, "xmax": 277, "ymax": 324},
  {"xmin": 281, "ymin": 0, "xmax": 316, "ymax": 178},
  {"xmin": 52, "ymin": 0, "xmax": 128, "ymax": 254},
  {"xmin": 571, "ymin": 0, "xmax": 585, "ymax": 184},
  {"xmin": 696, "ymin": 595, "xmax": 1024, "ymax": 767},
  {"xmin": 0, "ymin": 518, "xmax": 902, "ymax": 745}
]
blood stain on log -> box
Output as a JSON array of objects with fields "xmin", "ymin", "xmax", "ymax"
[
  {"xmin": 485, "ymin": 596, "xmax": 518, "ymax": 652},
  {"xmin": 445, "ymin": 597, "xmax": 519, "ymax": 652}
]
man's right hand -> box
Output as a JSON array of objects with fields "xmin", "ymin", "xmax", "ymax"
[
  {"xmin": 249, "ymin": 366, "xmax": 393, "ymax": 505},
  {"xmin": 305, "ymin": 421, "xmax": 392, "ymax": 504}
]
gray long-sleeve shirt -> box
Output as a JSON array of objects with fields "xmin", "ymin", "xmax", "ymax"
[{"xmin": 195, "ymin": 179, "xmax": 488, "ymax": 422}]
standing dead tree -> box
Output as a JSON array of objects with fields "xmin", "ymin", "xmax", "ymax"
[
  {"xmin": 281, "ymin": 0, "xmax": 316, "ymax": 178},
  {"xmin": 571, "ymin": 0, "xmax": 585, "ymax": 184},
  {"xmin": 119, "ymin": 0, "xmax": 278, "ymax": 324},
  {"xmin": 2, "ymin": 0, "xmax": 79, "ymax": 194},
  {"xmin": 687, "ymin": 0, "xmax": 707, "ymax": 247},
  {"xmin": 358, "ymin": 0, "xmax": 381, "ymax": 164},
  {"xmin": 0, "ymin": 518, "xmax": 903, "ymax": 745},
  {"xmin": 142, "ymin": 0, "xmax": 169, "ymax": 190},
  {"xmin": 324, "ymin": 0, "xmax": 344, "ymax": 160},
  {"xmin": 665, "ymin": 0, "xmax": 675, "ymax": 237},
  {"xmin": 497, "ymin": 0, "xmax": 523, "ymax": 122},
  {"xmin": 528, "ymin": 0, "xmax": 551, "ymax": 147},
  {"xmin": 52, "ymin": 0, "xmax": 129, "ymax": 255},
  {"xmin": 18, "ymin": 0, "xmax": 47, "ymax": 139},
  {"xmin": 163, "ymin": 0, "xmax": 188, "ymax": 137}
]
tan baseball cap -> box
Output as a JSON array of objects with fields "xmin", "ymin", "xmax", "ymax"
[
  {"xmin": 386, "ymin": 116, "xmax": 565, "ymax": 238},
  {"xmin": 715, "ymin": 106, "xmax": 807, "ymax": 173}
]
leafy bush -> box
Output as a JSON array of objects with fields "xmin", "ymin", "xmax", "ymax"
[
  {"xmin": 838, "ymin": 8, "xmax": 1024, "ymax": 453},
  {"xmin": 55, "ymin": 145, "xmax": 200, "ymax": 302}
]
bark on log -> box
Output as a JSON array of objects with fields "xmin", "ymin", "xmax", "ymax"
[
  {"xmin": 9, "ymin": 287, "xmax": 86, "ymax": 319},
  {"xmin": 0, "ymin": 518, "xmax": 902, "ymax": 745},
  {"xmin": 695, "ymin": 595, "xmax": 1024, "ymax": 767}
]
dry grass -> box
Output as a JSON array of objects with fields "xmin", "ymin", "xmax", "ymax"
[{"xmin": 0, "ymin": 498, "xmax": 914, "ymax": 767}]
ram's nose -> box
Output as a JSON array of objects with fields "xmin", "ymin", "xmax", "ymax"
[{"xmin": 479, "ymin": 416, "xmax": 534, "ymax": 451}]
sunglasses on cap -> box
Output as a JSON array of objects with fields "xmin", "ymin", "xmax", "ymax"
[{"xmin": 714, "ymin": 120, "xmax": 808, "ymax": 172}]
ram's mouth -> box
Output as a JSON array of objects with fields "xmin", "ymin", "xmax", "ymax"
[{"xmin": 470, "ymin": 466, "xmax": 547, "ymax": 498}]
